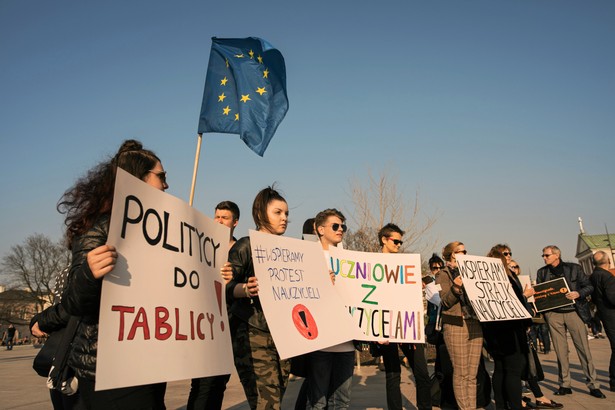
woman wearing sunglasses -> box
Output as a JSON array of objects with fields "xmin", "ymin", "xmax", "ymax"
[
  {"xmin": 482, "ymin": 247, "xmax": 535, "ymax": 410},
  {"xmin": 226, "ymin": 185, "xmax": 290, "ymax": 410},
  {"xmin": 59, "ymin": 140, "xmax": 168, "ymax": 409},
  {"xmin": 435, "ymin": 241, "xmax": 483, "ymax": 410}
]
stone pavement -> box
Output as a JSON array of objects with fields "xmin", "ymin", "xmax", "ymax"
[{"xmin": 1, "ymin": 336, "xmax": 613, "ymax": 409}]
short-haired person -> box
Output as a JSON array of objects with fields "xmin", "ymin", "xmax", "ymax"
[
  {"xmin": 534, "ymin": 246, "xmax": 605, "ymax": 398},
  {"xmin": 377, "ymin": 223, "xmax": 432, "ymax": 410},
  {"xmin": 60, "ymin": 140, "xmax": 168, "ymax": 408},
  {"xmin": 187, "ymin": 200, "xmax": 241, "ymax": 410},
  {"xmin": 435, "ymin": 241, "xmax": 483, "ymax": 410},
  {"xmin": 226, "ymin": 186, "xmax": 291, "ymax": 409},
  {"xmin": 590, "ymin": 250, "xmax": 615, "ymax": 392},
  {"xmin": 306, "ymin": 208, "xmax": 355, "ymax": 410}
]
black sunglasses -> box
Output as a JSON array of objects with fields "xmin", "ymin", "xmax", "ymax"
[
  {"xmin": 148, "ymin": 170, "xmax": 167, "ymax": 185},
  {"xmin": 330, "ymin": 223, "xmax": 347, "ymax": 232},
  {"xmin": 509, "ymin": 265, "xmax": 519, "ymax": 270},
  {"xmin": 430, "ymin": 265, "xmax": 443, "ymax": 271},
  {"xmin": 503, "ymin": 251, "xmax": 512, "ymax": 256},
  {"xmin": 388, "ymin": 238, "xmax": 403, "ymax": 246},
  {"xmin": 455, "ymin": 250, "xmax": 467, "ymax": 255}
]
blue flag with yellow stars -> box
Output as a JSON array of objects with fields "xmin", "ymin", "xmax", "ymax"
[{"xmin": 197, "ymin": 37, "xmax": 289, "ymax": 157}]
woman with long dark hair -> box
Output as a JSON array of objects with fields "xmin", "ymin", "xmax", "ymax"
[{"xmin": 59, "ymin": 140, "xmax": 168, "ymax": 409}]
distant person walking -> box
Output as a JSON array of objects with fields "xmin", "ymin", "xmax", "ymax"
[
  {"xmin": 535, "ymin": 245, "xmax": 605, "ymax": 399},
  {"xmin": 589, "ymin": 250, "xmax": 615, "ymax": 392},
  {"xmin": 4, "ymin": 324, "xmax": 16, "ymax": 350}
]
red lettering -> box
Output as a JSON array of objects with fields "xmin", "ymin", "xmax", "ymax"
[
  {"xmin": 155, "ymin": 307, "xmax": 172, "ymax": 340},
  {"xmin": 175, "ymin": 308, "xmax": 187, "ymax": 340},
  {"xmin": 190, "ymin": 311, "xmax": 195, "ymax": 340},
  {"xmin": 128, "ymin": 307, "xmax": 150, "ymax": 340},
  {"xmin": 112, "ymin": 305, "xmax": 135, "ymax": 341},
  {"xmin": 206, "ymin": 312, "xmax": 215, "ymax": 340},
  {"xmin": 197, "ymin": 313, "xmax": 205, "ymax": 339}
]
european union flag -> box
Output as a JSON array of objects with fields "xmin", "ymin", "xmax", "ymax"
[{"xmin": 197, "ymin": 37, "xmax": 289, "ymax": 157}]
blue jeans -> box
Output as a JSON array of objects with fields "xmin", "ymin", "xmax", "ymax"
[{"xmin": 306, "ymin": 350, "xmax": 354, "ymax": 409}]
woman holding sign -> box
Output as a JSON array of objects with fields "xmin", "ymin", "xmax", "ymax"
[
  {"xmin": 59, "ymin": 140, "xmax": 168, "ymax": 409},
  {"xmin": 226, "ymin": 185, "xmax": 290, "ymax": 410},
  {"xmin": 482, "ymin": 247, "xmax": 533, "ymax": 410},
  {"xmin": 435, "ymin": 241, "xmax": 484, "ymax": 410}
]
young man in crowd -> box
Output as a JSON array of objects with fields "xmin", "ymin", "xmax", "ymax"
[{"xmin": 377, "ymin": 223, "xmax": 432, "ymax": 410}]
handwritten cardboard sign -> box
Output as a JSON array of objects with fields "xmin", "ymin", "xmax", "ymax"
[
  {"xmin": 328, "ymin": 247, "xmax": 425, "ymax": 343},
  {"xmin": 456, "ymin": 254, "xmax": 531, "ymax": 322},
  {"xmin": 249, "ymin": 230, "xmax": 359, "ymax": 359},
  {"xmin": 532, "ymin": 277, "xmax": 574, "ymax": 313},
  {"xmin": 97, "ymin": 169, "xmax": 233, "ymax": 391}
]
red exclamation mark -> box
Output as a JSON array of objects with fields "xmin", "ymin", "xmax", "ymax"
[{"xmin": 215, "ymin": 280, "xmax": 225, "ymax": 332}]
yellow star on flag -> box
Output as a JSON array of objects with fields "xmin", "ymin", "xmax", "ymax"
[
  {"xmin": 221, "ymin": 77, "xmax": 228, "ymax": 86},
  {"xmin": 256, "ymin": 87, "xmax": 266, "ymax": 96},
  {"xmin": 218, "ymin": 93, "xmax": 226, "ymax": 102},
  {"xmin": 240, "ymin": 94, "xmax": 251, "ymax": 103},
  {"xmin": 257, "ymin": 55, "xmax": 263, "ymax": 64},
  {"xmin": 234, "ymin": 113, "xmax": 239, "ymax": 121},
  {"xmin": 223, "ymin": 106, "xmax": 231, "ymax": 115},
  {"xmin": 263, "ymin": 69, "xmax": 269, "ymax": 79},
  {"xmin": 249, "ymin": 50, "xmax": 254, "ymax": 59}
]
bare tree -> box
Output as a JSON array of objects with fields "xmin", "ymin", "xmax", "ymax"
[
  {"xmin": 343, "ymin": 170, "xmax": 440, "ymax": 260},
  {"xmin": 1, "ymin": 234, "xmax": 70, "ymax": 312}
]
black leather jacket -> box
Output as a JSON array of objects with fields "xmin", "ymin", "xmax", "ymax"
[
  {"xmin": 62, "ymin": 214, "xmax": 109, "ymax": 380},
  {"xmin": 30, "ymin": 303, "xmax": 71, "ymax": 334},
  {"xmin": 226, "ymin": 236, "xmax": 269, "ymax": 332},
  {"xmin": 536, "ymin": 261, "xmax": 593, "ymax": 323}
]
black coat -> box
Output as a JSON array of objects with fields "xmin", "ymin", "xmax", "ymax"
[
  {"xmin": 481, "ymin": 274, "xmax": 531, "ymax": 357},
  {"xmin": 62, "ymin": 215, "xmax": 109, "ymax": 380},
  {"xmin": 536, "ymin": 261, "xmax": 593, "ymax": 323},
  {"xmin": 590, "ymin": 266, "xmax": 615, "ymax": 328}
]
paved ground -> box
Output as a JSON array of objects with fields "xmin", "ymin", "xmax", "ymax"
[{"xmin": 1, "ymin": 336, "xmax": 613, "ymax": 409}]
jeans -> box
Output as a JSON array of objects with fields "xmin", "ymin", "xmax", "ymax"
[{"xmin": 306, "ymin": 350, "xmax": 354, "ymax": 409}]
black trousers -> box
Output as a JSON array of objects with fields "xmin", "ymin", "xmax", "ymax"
[
  {"xmin": 491, "ymin": 342, "xmax": 527, "ymax": 410},
  {"xmin": 380, "ymin": 343, "xmax": 432, "ymax": 410},
  {"xmin": 187, "ymin": 374, "xmax": 231, "ymax": 410},
  {"xmin": 76, "ymin": 378, "xmax": 166, "ymax": 410}
]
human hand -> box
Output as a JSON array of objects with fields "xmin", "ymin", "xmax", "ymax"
[
  {"xmin": 31, "ymin": 322, "xmax": 47, "ymax": 338},
  {"xmin": 329, "ymin": 270, "xmax": 335, "ymax": 284},
  {"xmin": 220, "ymin": 262, "xmax": 233, "ymax": 284},
  {"xmin": 523, "ymin": 284, "xmax": 535, "ymax": 298},
  {"xmin": 87, "ymin": 245, "xmax": 117, "ymax": 279},
  {"xmin": 566, "ymin": 291, "xmax": 580, "ymax": 300},
  {"xmin": 246, "ymin": 276, "xmax": 259, "ymax": 298},
  {"xmin": 453, "ymin": 276, "xmax": 463, "ymax": 287}
]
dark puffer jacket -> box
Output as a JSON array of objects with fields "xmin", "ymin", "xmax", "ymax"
[{"xmin": 62, "ymin": 215, "xmax": 109, "ymax": 380}]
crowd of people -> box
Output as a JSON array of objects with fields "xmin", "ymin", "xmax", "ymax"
[{"xmin": 25, "ymin": 140, "xmax": 615, "ymax": 409}]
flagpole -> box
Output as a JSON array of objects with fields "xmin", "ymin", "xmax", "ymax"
[{"xmin": 189, "ymin": 134, "xmax": 203, "ymax": 207}]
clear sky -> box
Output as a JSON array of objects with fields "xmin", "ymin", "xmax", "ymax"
[{"xmin": 1, "ymin": 0, "xmax": 614, "ymax": 280}]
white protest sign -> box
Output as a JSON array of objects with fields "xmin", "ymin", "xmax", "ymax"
[
  {"xmin": 96, "ymin": 169, "xmax": 234, "ymax": 391},
  {"xmin": 518, "ymin": 275, "xmax": 533, "ymax": 303},
  {"xmin": 328, "ymin": 247, "xmax": 424, "ymax": 343},
  {"xmin": 456, "ymin": 254, "xmax": 531, "ymax": 322},
  {"xmin": 250, "ymin": 230, "xmax": 358, "ymax": 359}
]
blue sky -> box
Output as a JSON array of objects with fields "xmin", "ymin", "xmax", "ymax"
[{"xmin": 1, "ymin": 0, "xmax": 614, "ymax": 279}]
